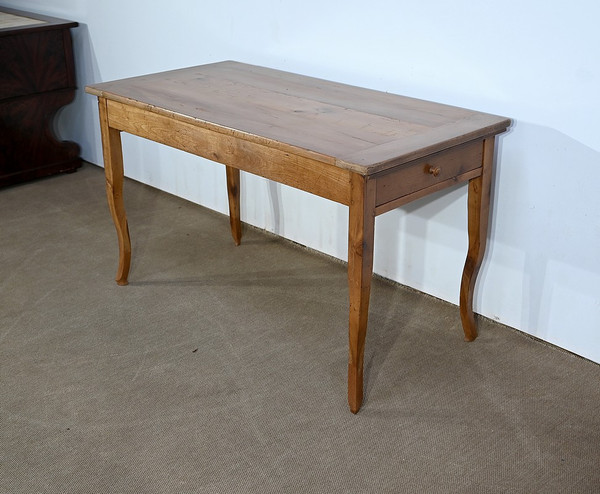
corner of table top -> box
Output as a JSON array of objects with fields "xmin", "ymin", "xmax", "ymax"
[
  {"xmin": 84, "ymin": 84, "xmax": 103, "ymax": 97},
  {"xmin": 337, "ymin": 115, "xmax": 512, "ymax": 177}
]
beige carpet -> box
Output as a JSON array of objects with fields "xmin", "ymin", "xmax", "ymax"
[{"xmin": 1, "ymin": 163, "xmax": 599, "ymax": 493}]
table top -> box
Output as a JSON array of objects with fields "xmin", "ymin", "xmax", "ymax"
[{"xmin": 86, "ymin": 61, "xmax": 510, "ymax": 175}]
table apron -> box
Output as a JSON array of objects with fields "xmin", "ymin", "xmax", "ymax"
[
  {"xmin": 103, "ymin": 99, "xmax": 488, "ymax": 217},
  {"xmin": 104, "ymin": 99, "xmax": 353, "ymax": 206}
]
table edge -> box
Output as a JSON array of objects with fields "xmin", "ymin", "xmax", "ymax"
[{"xmin": 86, "ymin": 78, "xmax": 511, "ymax": 177}]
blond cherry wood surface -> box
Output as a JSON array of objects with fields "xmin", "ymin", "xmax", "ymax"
[{"xmin": 86, "ymin": 61, "xmax": 510, "ymax": 413}]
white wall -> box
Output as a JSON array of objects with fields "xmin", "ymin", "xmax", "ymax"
[{"xmin": 4, "ymin": 0, "xmax": 599, "ymax": 363}]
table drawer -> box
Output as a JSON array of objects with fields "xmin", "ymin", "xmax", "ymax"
[{"xmin": 375, "ymin": 140, "xmax": 483, "ymax": 207}]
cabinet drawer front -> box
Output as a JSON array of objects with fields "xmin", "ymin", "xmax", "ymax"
[
  {"xmin": 0, "ymin": 29, "xmax": 72, "ymax": 99},
  {"xmin": 375, "ymin": 140, "xmax": 483, "ymax": 207}
]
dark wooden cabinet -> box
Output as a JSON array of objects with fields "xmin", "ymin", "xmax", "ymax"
[{"xmin": 0, "ymin": 7, "xmax": 81, "ymax": 187}]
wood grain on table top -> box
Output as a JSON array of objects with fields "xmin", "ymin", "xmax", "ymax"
[{"xmin": 86, "ymin": 61, "xmax": 510, "ymax": 175}]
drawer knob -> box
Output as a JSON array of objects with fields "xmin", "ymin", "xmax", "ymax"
[{"xmin": 427, "ymin": 166, "xmax": 441, "ymax": 177}]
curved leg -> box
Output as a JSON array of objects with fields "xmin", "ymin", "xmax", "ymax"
[
  {"xmin": 347, "ymin": 174, "xmax": 376, "ymax": 413},
  {"xmin": 98, "ymin": 98, "xmax": 131, "ymax": 285},
  {"xmin": 460, "ymin": 138, "xmax": 494, "ymax": 341},
  {"xmin": 226, "ymin": 166, "xmax": 242, "ymax": 246}
]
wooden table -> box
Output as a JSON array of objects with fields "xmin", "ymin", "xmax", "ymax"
[{"xmin": 86, "ymin": 61, "xmax": 510, "ymax": 413}]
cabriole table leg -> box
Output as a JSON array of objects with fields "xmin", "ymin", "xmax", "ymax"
[
  {"xmin": 459, "ymin": 137, "xmax": 495, "ymax": 341},
  {"xmin": 98, "ymin": 98, "xmax": 131, "ymax": 286}
]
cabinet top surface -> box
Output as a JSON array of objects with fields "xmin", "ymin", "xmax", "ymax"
[
  {"xmin": 86, "ymin": 61, "xmax": 510, "ymax": 174},
  {"xmin": 0, "ymin": 7, "xmax": 77, "ymax": 34}
]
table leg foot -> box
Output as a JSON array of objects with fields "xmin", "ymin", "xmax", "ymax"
[
  {"xmin": 348, "ymin": 363, "xmax": 364, "ymax": 414},
  {"xmin": 226, "ymin": 166, "xmax": 242, "ymax": 246},
  {"xmin": 459, "ymin": 138, "xmax": 494, "ymax": 341}
]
